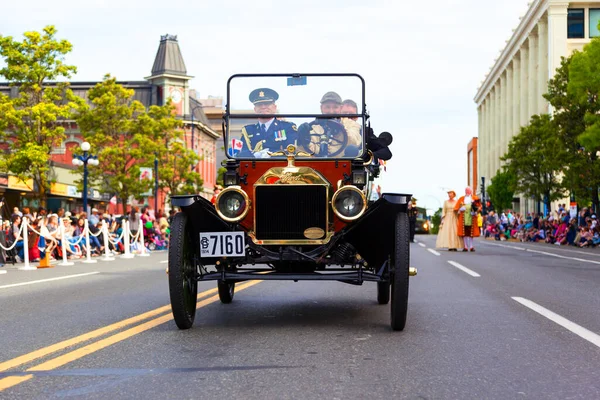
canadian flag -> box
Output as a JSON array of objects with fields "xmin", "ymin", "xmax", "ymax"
[{"xmin": 228, "ymin": 138, "xmax": 243, "ymax": 156}]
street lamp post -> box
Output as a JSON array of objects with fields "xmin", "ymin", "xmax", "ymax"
[
  {"xmin": 190, "ymin": 104, "xmax": 203, "ymax": 171},
  {"xmin": 154, "ymin": 152, "xmax": 159, "ymax": 212},
  {"xmin": 72, "ymin": 141, "xmax": 99, "ymax": 214}
]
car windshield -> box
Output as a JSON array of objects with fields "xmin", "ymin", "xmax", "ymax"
[{"xmin": 225, "ymin": 74, "xmax": 365, "ymax": 160}]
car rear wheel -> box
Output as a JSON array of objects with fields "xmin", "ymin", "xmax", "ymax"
[
  {"xmin": 218, "ymin": 281, "xmax": 235, "ymax": 304},
  {"xmin": 377, "ymin": 282, "xmax": 390, "ymax": 304},
  {"xmin": 391, "ymin": 212, "xmax": 410, "ymax": 331},
  {"xmin": 168, "ymin": 212, "xmax": 198, "ymax": 329}
]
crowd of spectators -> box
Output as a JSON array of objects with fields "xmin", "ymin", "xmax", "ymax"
[
  {"xmin": 0, "ymin": 205, "xmax": 176, "ymax": 265},
  {"xmin": 483, "ymin": 204, "xmax": 600, "ymax": 248}
]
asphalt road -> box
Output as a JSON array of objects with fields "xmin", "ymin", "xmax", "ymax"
[{"xmin": 1, "ymin": 237, "xmax": 599, "ymax": 399}]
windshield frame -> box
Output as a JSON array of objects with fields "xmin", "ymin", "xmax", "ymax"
[{"xmin": 224, "ymin": 73, "xmax": 367, "ymax": 161}]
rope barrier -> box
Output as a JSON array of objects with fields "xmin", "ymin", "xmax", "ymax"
[
  {"xmin": 58, "ymin": 222, "xmax": 74, "ymax": 266},
  {"xmin": 18, "ymin": 218, "xmax": 35, "ymax": 270},
  {"xmin": 101, "ymin": 223, "xmax": 115, "ymax": 261},
  {"xmin": 82, "ymin": 219, "xmax": 97, "ymax": 264},
  {"xmin": 0, "ymin": 222, "xmax": 25, "ymax": 251},
  {"xmin": 1, "ymin": 216, "xmax": 166, "ymax": 268},
  {"xmin": 121, "ymin": 220, "xmax": 134, "ymax": 259}
]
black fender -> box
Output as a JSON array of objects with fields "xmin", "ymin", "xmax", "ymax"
[{"xmin": 343, "ymin": 193, "xmax": 411, "ymax": 269}]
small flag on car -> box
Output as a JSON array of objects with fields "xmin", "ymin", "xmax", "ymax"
[{"xmin": 228, "ymin": 138, "xmax": 244, "ymax": 156}]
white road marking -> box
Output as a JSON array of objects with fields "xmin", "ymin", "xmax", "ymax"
[
  {"xmin": 159, "ymin": 260, "xmax": 168, "ymax": 264},
  {"xmin": 0, "ymin": 272, "xmax": 100, "ymax": 290},
  {"xmin": 483, "ymin": 242, "xmax": 526, "ymax": 251},
  {"xmin": 0, "ymin": 270, "xmax": 6, "ymax": 275},
  {"xmin": 512, "ymin": 297, "xmax": 600, "ymax": 349},
  {"xmin": 525, "ymin": 248, "xmax": 600, "ymax": 265},
  {"xmin": 418, "ymin": 243, "xmax": 426, "ymax": 248},
  {"xmin": 483, "ymin": 241, "xmax": 600, "ymax": 265},
  {"xmin": 447, "ymin": 261, "xmax": 481, "ymax": 277},
  {"xmin": 427, "ymin": 249, "xmax": 440, "ymax": 256}
]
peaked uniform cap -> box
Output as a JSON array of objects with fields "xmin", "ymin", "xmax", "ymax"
[
  {"xmin": 249, "ymin": 88, "xmax": 279, "ymax": 104},
  {"xmin": 320, "ymin": 91, "xmax": 342, "ymax": 104}
]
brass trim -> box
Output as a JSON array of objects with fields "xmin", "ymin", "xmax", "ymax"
[
  {"xmin": 252, "ymin": 183, "xmax": 330, "ymax": 244},
  {"xmin": 362, "ymin": 150, "xmax": 374, "ymax": 166},
  {"xmin": 215, "ymin": 185, "xmax": 251, "ymax": 223},
  {"xmin": 409, "ymin": 267, "xmax": 418, "ymax": 276},
  {"xmin": 331, "ymin": 185, "xmax": 367, "ymax": 222},
  {"xmin": 268, "ymin": 144, "xmax": 314, "ymax": 166},
  {"xmin": 248, "ymin": 231, "xmax": 334, "ymax": 246}
]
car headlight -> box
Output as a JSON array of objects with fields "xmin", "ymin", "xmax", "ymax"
[
  {"xmin": 215, "ymin": 186, "xmax": 250, "ymax": 222},
  {"xmin": 423, "ymin": 222, "xmax": 428, "ymax": 229},
  {"xmin": 332, "ymin": 186, "xmax": 367, "ymax": 221}
]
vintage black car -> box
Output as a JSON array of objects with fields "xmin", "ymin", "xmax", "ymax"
[{"xmin": 168, "ymin": 73, "xmax": 416, "ymax": 331}]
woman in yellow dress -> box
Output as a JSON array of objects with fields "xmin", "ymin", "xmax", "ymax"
[{"xmin": 435, "ymin": 190, "xmax": 464, "ymax": 251}]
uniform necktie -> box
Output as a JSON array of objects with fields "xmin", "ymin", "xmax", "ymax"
[{"xmin": 260, "ymin": 123, "xmax": 266, "ymax": 134}]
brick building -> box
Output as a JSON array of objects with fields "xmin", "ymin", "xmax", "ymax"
[{"xmin": 0, "ymin": 34, "xmax": 222, "ymax": 214}]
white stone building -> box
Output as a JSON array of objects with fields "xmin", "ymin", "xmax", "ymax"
[{"xmin": 475, "ymin": 0, "xmax": 600, "ymax": 213}]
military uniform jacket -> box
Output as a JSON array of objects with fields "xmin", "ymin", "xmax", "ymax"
[{"xmin": 241, "ymin": 119, "xmax": 298, "ymax": 155}]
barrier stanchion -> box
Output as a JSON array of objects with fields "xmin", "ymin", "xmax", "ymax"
[
  {"xmin": 18, "ymin": 218, "xmax": 36, "ymax": 270},
  {"xmin": 58, "ymin": 222, "xmax": 74, "ymax": 266},
  {"xmin": 101, "ymin": 223, "xmax": 115, "ymax": 261},
  {"xmin": 138, "ymin": 224, "xmax": 150, "ymax": 257},
  {"xmin": 82, "ymin": 219, "xmax": 97, "ymax": 264},
  {"xmin": 121, "ymin": 221, "xmax": 134, "ymax": 259}
]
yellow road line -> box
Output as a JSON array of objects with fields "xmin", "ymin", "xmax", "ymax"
[
  {"xmin": 0, "ymin": 287, "xmax": 219, "ymax": 373},
  {"xmin": 0, "ymin": 280, "xmax": 262, "ymax": 392}
]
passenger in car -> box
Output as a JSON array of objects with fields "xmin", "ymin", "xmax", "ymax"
[
  {"xmin": 298, "ymin": 91, "xmax": 353, "ymax": 157},
  {"xmin": 239, "ymin": 88, "xmax": 298, "ymax": 158}
]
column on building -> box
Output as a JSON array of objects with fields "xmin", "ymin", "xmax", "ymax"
[
  {"xmin": 512, "ymin": 56, "xmax": 521, "ymax": 138},
  {"xmin": 478, "ymin": 104, "xmax": 483, "ymax": 186},
  {"xmin": 520, "ymin": 44, "xmax": 529, "ymax": 127},
  {"xmin": 494, "ymin": 83, "xmax": 499, "ymax": 176},
  {"xmin": 505, "ymin": 66, "xmax": 513, "ymax": 162},
  {"xmin": 499, "ymin": 72, "xmax": 506, "ymax": 172},
  {"xmin": 528, "ymin": 31, "xmax": 538, "ymax": 118},
  {"xmin": 548, "ymin": 3, "xmax": 569, "ymax": 82},
  {"xmin": 538, "ymin": 15, "xmax": 549, "ymax": 114},
  {"xmin": 486, "ymin": 95, "xmax": 492, "ymax": 182}
]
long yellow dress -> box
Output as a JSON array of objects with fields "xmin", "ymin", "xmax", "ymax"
[{"xmin": 435, "ymin": 199, "xmax": 464, "ymax": 250}]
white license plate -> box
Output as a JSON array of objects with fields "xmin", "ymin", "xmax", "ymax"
[{"xmin": 199, "ymin": 232, "xmax": 245, "ymax": 257}]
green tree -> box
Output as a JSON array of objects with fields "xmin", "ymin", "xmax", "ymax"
[
  {"xmin": 0, "ymin": 26, "xmax": 81, "ymax": 202},
  {"xmin": 158, "ymin": 138, "xmax": 203, "ymax": 197},
  {"xmin": 502, "ymin": 114, "xmax": 565, "ymax": 213},
  {"xmin": 564, "ymin": 39, "xmax": 600, "ymax": 211},
  {"xmin": 545, "ymin": 55, "xmax": 600, "ymax": 211},
  {"xmin": 486, "ymin": 169, "xmax": 516, "ymax": 213},
  {"xmin": 216, "ymin": 166, "xmax": 226, "ymax": 186},
  {"xmin": 431, "ymin": 207, "xmax": 442, "ymax": 234},
  {"xmin": 75, "ymin": 75, "xmax": 182, "ymax": 207}
]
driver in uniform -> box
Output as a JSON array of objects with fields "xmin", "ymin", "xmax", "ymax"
[
  {"xmin": 240, "ymin": 88, "xmax": 297, "ymax": 157},
  {"xmin": 298, "ymin": 92, "xmax": 361, "ymax": 157}
]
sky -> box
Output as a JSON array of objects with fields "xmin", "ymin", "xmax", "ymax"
[{"xmin": 1, "ymin": 0, "xmax": 530, "ymax": 213}]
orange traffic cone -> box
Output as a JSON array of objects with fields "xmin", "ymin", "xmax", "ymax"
[{"xmin": 37, "ymin": 252, "xmax": 54, "ymax": 268}]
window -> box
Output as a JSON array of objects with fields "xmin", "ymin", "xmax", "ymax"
[
  {"xmin": 568, "ymin": 9, "xmax": 585, "ymax": 38},
  {"xmin": 590, "ymin": 9, "xmax": 600, "ymax": 38}
]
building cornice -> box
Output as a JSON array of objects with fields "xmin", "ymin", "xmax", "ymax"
[
  {"xmin": 184, "ymin": 119, "xmax": 221, "ymax": 139},
  {"xmin": 474, "ymin": 0, "xmax": 549, "ymax": 105},
  {"xmin": 144, "ymin": 73, "xmax": 194, "ymax": 81}
]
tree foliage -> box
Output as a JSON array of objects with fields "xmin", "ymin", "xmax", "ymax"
[
  {"xmin": 0, "ymin": 26, "xmax": 81, "ymax": 200},
  {"xmin": 486, "ymin": 169, "xmax": 516, "ymax": 213},
  {"xmin": 501, "ymin": 114, "xmax": 565, "ymax": 210},
  {"xmin": 158, "ymin": 138, "xmax": 203, "ymax": 197},
  {"xmin": 431, "ymin": 207, "xmax": 442, "ymax": 234},
  {"xmin": 75, "ymin": 75, "xmax": 182, "ymax": 207}
]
